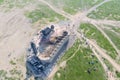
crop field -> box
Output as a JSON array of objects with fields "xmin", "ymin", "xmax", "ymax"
[
  {"xmin": 53, "ymin": 40, "xmax": 106, "ymax": 80},
  {"xmin": 46, "ymin": 0, "xmax": 103, "ymax": 14},
  {"xmin": 80, "ymin": 23, "xmax": 117, "ymax": 59},
  {"xmin": 88, "ymin": 0, "xmax": 120, "ymax": 20}
]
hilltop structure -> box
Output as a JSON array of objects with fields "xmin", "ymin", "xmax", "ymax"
[{"xmin": 26, "ymin": 25, "xmax": 69, "ymax": 80}]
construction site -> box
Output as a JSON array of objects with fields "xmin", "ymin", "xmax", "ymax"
[{"xmin": 26, "ymin": 25, "xmax": 69, "ymax": 80}]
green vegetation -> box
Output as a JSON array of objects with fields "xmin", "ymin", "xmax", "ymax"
[
  {"xmin": 25, "ymin": 4, "xmax": 65, "ymax": 23},
  {"xmin": 48, "ymin": 0, "xmax": 103, "ymax": 14},
  {"xmin": 116, "ymin": 71, "xmax": 120, "ymax": 78},
  {"xmin": 9, "ymin": 60, "xmax": 16, "ymax": 65},
  {"xmin": 59, "ymin": 40, "xmax": 80, "ymax": 61},
  {"xmin": 104, "ymin": 59, "xmax": 113, "ymax": 71},
  {"xmin": 80, "ymin": 23, "xmax": 117, "ymax": 59},
  {"xmin": 54, "ymin": 40, "xmax": 106, "ymax": 80},
  {"xmin": 0, "ymin": 70, "xmax": 7, "ymax": 77},
  {"xmin": 0, "ymin": 0, "xmax": 3, "ymax": 4},
  {"xmin": 112, "ymin": 27, "xmax": 120, "ymax": 33},
  {"xmin": 0, "ymin": 69, "xmax": 23, "ymax": 80},
  {"xmin": 9, "ymin": 68, "xmax": 22, "ymax": 76},
  {"xmin": 88, "ymin": 0, "xmax": 120, "ymax": 20},
  {"xmin": 104, "ymin": 29, "xmax": 120, "ymax": 49}
]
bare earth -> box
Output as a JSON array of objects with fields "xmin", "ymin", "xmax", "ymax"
[
  {"xmin": 0, "ymin": 9, "xmax": 34, "ymax": 77},
  {"xmin": 38, "ymin": 0, "xmax": 120, "ymax": 80},
  {"xmin": 0, "ymin": 0, "xmax": 120, "ymax": 80}
]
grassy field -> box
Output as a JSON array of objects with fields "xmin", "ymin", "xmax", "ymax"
[
  {"xmin": 0, "ymin": 0, "xmax": 3, "ymax": 4},
  {"xmin": 104, "ymin": 29, "xmax": 120, "ymax": 50},
  {"xmin": 59, "ymin": 40, "xmax": 80, "ymax": 62},
  {"xmin": 80, "ymin": 23, "xmax": 117, "ymax": 59},
  {"xmin": 112, "ymin": 27, "xmax": 120, "ymax": 33},
  {"xmin": 53, "ymin": 40, "xmax": 106, "ymax": 80},
  {"xmin": 47, "ymin": 0, "xmax": 103, "ymax": 14},
  {"xmin": 116, "ymin": 71, "xmax": 120, "ymax": 78},
  {"xmin": 88, "ymin": 0, "xmax": 120, "ymax": 20},
  {"xmin": 104, "ymin": 59, "xmax": 113, "ymax": 71},
  {"xmin": 25, "ymin": 4, "xmax": 65, "ymax": 23}
]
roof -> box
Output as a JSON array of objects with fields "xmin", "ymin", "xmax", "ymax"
[
  {"xmin": 41, "ymin": 27, "xmax": 53, "ymax": 36},
  {"xmin": 26, "ymin": 56, "xmax": 45, "ymax": 77}
]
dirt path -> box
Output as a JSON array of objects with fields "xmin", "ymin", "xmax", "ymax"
[
  {"xmin": 76, "ymin": 32, "xmax": 116, "ymax": 79},
  {"xmin": 38, "ymin": 0, "xmax": 73, "ymax": 20},
  {"xmin": 71, "ymin": 0, "xmax": 111, "ymax": 23},
  {"xmin": 48, "ymin": 60, "xmax": 67, "ymax": 80},
  {"xmin": 83, "ymin": 17, "xmax": 120, "ymax": 28},
  {"xmin": 48, "ymin": 43, "xmax": 81, "ymax": 80},
  {"xmin": 83, "ymin": 0, "xmax": 111, "ymax": 16},
  {"xmin": 91, "ymin": 44, "xmax": 115, "ymax": 80},
  {"xmin": 39, "ymin": 0, "xmax": 119, "ymax": 79},
  {"xmin": 0, "ymin": 0, "xmax": 118, "ymax": 79},
  {"xmin": 88, "ymin": 39, "xmax": 120, "ymax": 72},
  {"xmin": 91, "ymin": 22, "xmax": 120, "ymax": 55},
  {"xmin": 66, "ymin": 44, "xmax": 81, "ymax": 61}
]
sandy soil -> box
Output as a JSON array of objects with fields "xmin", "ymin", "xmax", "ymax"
[
  {"xmin": 0, "ymin": 0, "xmax": 120, "ymax": 79},
  {"xmin": 0, "ymin": 6, "xmax": 35, "ymax": 79}
]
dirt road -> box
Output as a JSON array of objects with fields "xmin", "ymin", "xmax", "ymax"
[
  {"xmin": 88, "ymin": 39, "xmax": 120, "ymax": 72},
  {"xmin": 0, "ymin": 0, "xmax": 119, "ymax": 79},
  {"xmin": 91, "ymin": 43, "xmax": 115, "ymax": 80},
  {"xmin": 91, "ymin": 23, "xmax": 120, "ymax": 55},
  {"xmin": 76, "ymin": 32, "xmax": 117, "ymax": 79},
  {"xmin": 39, "ymin": 0, "xmax": 120, "ymax": 80},
  {"xmin": 82, "ymin": 17, "xmax": 120, "ymax": 28},
  {"xmin": 38, "ymin": 0, "xmax": 73, "ymax": 20}
]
